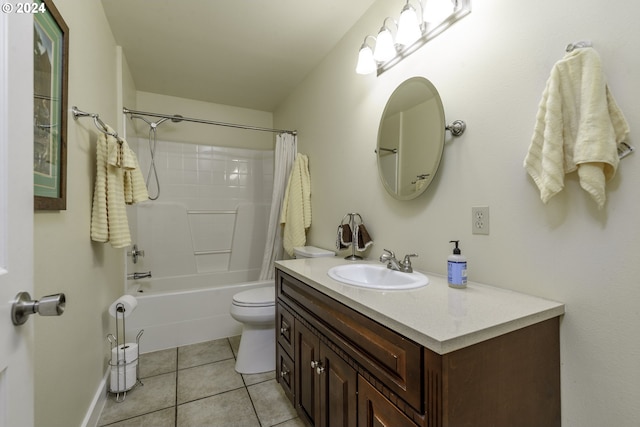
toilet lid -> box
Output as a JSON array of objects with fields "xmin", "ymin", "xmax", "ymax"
[{"xmin": 232, "ymin": 286, "xmax": 275, "ymax": 307}]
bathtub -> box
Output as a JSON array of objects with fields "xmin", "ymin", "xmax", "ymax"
[{"xmin": 124, "ymin": 273, "xmax": 273, "ymax": 354}]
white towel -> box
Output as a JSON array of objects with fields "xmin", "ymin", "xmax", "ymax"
[
  {"xmin": 524, "ymin": 47, "xmax": 629, "ymax": 209},
  {"xmin": 91, "ymin": 127, "xmax": 149, "ymax": 248},
  {"xmin": 280, "ymin": 154, "xmax": 311, "ymax": 257}
]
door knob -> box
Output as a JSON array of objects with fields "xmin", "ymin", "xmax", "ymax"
[{"xmin": 11, "ymin": 292, "xmax": 66, "ymax": 325}]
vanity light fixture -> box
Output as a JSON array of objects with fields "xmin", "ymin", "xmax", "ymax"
[{"xmin": 356, "ymin": 0, "xmax": 471, "ymax": 76}]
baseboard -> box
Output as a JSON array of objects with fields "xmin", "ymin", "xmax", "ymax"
[{"xmin": 80, "ymin": 368, "xmax": 110, "ymax": 427}]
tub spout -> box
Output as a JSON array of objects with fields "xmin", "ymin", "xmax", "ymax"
[{"xmin": 127, "ymin": 271, "xmax": 152, "ymax": 280}]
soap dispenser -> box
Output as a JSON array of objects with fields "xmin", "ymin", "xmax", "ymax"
[{"xmin": 448, "ymin": 240, "xmax": 467, "ymax": 288}]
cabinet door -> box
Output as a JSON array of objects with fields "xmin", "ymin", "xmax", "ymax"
[
  {"xmin": 295, "ymin": 320, "xmax": 320, "ymax": 426},
  {"xmin": 358, "ymin": 375, "xmax": 419, "ymax": 427},
  {"xmin": 318, "ymin": 344, "xmax": 357, "ymax": 427}
]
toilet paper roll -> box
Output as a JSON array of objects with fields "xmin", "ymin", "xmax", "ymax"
[
  {"xmin": 110, "ymin": 359, "xmax": 138, "ymax": 392},
  {"xmin": 109, "ymin": 295, "xmax": 138, "ymax": 318},
  {"xmin": 111, "ymin": 343, "xmax": 138, "ymax": 365}
]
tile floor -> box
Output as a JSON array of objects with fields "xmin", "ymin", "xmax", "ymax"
[{"xmin": 98, "ymin": 336, "xmax": 305, "ymax": 427}]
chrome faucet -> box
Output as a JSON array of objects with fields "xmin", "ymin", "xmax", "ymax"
[
  {"xmin": 127, "ymin": 271, "xmax": 152, "ymax": 280},
  {"xmin": 379, "ymin": 249, "xmax": 417, "ymax": 273}
]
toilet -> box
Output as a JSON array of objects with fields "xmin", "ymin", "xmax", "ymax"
[{"xmin": 230, "ymin": 246, "xmax": 334, "ymax": 374}]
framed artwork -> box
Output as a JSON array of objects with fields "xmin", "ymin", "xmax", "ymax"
[{"xmin": 34, "ymin": 0, "xmax": 68, "ymax": 210}]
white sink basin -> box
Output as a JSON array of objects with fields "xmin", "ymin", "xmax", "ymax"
[{"xmin": 327, "ymin": 264, "xmax": 429, "ymax": 290}]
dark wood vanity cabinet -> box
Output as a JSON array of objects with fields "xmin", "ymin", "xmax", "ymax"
[{"xmin": 275, "ymin": 268, "xmax": 561, "ymax": 427}]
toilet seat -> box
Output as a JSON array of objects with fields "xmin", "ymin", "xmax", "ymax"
[{"xmin": 232, "ymin": 286, "xmax": 275, "ymax": 308}]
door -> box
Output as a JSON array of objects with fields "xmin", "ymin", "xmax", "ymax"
[
  {"xmin": 295, "ymin": 319, "xmax": 357, "ymax": 427},
  {"xmin": 295, "ymin": 321, "xmax": 319, "ymax": 426},
  {"xmin": 318, "ymin": 344, "xmax": 357, "ymax": 427},
  {"xmin": 0, "ymin": 8, "xmax": 35, "ymax": 427},
  {"xmin": 357, "ymin": 376, "xmax": 419, "ymax": 427}
]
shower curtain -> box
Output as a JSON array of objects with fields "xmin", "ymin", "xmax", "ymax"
[{"xmin": 259, "ymin": 133, "xmax": 297, "ymax": 280}]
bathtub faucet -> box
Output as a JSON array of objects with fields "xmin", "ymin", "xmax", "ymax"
[{"xmin": 127, "ymin": 271, "xmax": 152, "ymax": 280}]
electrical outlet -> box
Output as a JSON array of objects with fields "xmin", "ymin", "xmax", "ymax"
[{"xmin": 472, "ymin": 206, "xmax": 490, "ymax": 235}]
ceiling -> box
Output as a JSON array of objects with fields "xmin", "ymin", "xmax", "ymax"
[{"xmin": 101, "ymin": 0, "xmax": 376, "ymax": 112}]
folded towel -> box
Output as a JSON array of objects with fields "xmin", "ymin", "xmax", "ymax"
[
  {"xmin": 524, "ymin": 47, "xmax": 629, "ymax": 209},
  {"xmin": 355, "ymin": 224, "xmax": 373, "ymax": 251},
  {"xmin": 123, "ymin": 152, "xmax": 149, "ymax": 204},
  {"xmin": 280, "ymin": 153, "xmax": 311, "ymax": 257},
  {"xmin": 91, "ymin": 127, "xmax": 148, "ymax": 249},
  {"xmin": 337, "ymin": 224, "xmax": 352, "ymax": 249},
  {"xmin": 105, "ymin": 133, "xmax": 149, "ymax": 204},
  {"xmin": 123, "ymin": 168, "xmax": 146, "ymax": 204}
]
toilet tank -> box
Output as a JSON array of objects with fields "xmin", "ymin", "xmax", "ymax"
[{"xmin": 293, "ymin": 246, "xmax": 335, "ymax": 259}]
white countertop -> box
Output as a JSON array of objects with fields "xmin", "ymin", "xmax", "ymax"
[{"xmin": 275, "ymin": 257, "xmax": 565, "ymax": 355}]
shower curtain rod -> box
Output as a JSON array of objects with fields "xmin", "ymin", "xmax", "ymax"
[{"xmin": 123, "ymin": 107, "xmax": 297, "ymax": 135}]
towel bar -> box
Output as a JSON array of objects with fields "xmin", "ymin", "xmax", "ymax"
[
  {"xmin": 618, "ymin": 142, "xmax": 635, "ymax": 159},
  {"xmin": 566, "ymin": 40, "xmax": 592, "ymax": 52},
  {"xmin": 72, "ymin": 106, "xmax": 121, "ymax": 143}
]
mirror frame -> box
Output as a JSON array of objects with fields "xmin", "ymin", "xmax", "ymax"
[{"xmin": 376, "ymin": 77, "xmax": 445, "ymax": 200}]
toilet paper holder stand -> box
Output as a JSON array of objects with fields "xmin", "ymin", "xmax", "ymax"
[{"xmin": 107, "ymin": 302, "xmax": 144, "ymax": 402}]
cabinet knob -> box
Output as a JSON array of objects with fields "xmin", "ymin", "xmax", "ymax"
[
  {"xmin": 311, "ymin": 360, "xmax": 325, "ymax": 374},
  {"xmin": 280, "ymin": 326, "xmax": 289, "ymax": 334},
  {"xmin": 280, "ymin": 369, "xmax": 290, "ymax": 378}
]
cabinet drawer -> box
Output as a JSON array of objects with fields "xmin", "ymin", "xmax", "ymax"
[
  {"xmin": 276, "ymin": 344, "xmax": 295, "ymax": 405},
  {"xmin": 277, "ymin": 303, "xmax": 295, "ymax": 357},
  {"xmin": 277, "ymin": 270, "xmax": 423, "ymax": 411}
]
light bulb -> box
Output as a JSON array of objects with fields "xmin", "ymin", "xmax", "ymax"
[
  {"xmin": 355, "ymin": 44, "xmax": 376, "ymax": 75},
  {"xmin": 423, "ymin": 0, "xmax": 453, "ymax": 26},
  {"xmin": 396, "ymin": 4, "xmax": 422, "ymax": 46},
  {"xmin": 373, "ymin": 28, "xmax": 396, "ymax": 62}
]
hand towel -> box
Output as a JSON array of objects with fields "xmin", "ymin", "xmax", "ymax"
[
  {"xmin": 524, "ymin": 47, "xmax": 629, "ymax": 209},
  {"xmin": 280, "ymin": 153, "xmax": 311, "ymax": 257},
  {"xmin": 105, "ymin": 132, "xmax": 149, "ymax": 204},
  {"xmin": 337, "ymin": 224, "xmax": 352, "ymax": 249},
  {"xmin": 122, "ymin": 149, "xmax": 149, "ymax": 204},
  {"xmin": 355, "ymin": 224, "xmax": 373, "ymax": 251},
  {"xmin": 91, "ymin": 127, "xmax": 149, "ymax": 249}
]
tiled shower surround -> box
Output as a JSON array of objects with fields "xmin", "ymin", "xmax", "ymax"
[
  {"xmin": 130, "ymin": 139, "xmax": 274, "ymax": 279},
  {"xmin": 137, "ymin": 140, "xmax": 274, "ymax": 210}
]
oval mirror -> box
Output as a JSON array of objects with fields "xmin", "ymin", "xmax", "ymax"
[{"xmin": 376, "ymin": 77, "xmax": 445, "ymax": 200}]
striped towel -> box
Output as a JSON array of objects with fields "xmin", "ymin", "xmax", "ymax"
[
  {"xmin": 91, "ymin": 128, "xmax": 148, "ymax": 248},
  {"xmin": 280, "ymin": 154, "xmax": 311, "ymax": 257},
  {"xmin": 524, "ymin": 47, "xmax": 629, "ymax": 208}
]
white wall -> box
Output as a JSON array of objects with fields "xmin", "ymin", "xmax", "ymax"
[{"xmin": 274, "ymin": 0, "xmax": 640, "ymax": 425}]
